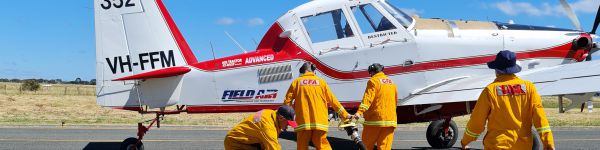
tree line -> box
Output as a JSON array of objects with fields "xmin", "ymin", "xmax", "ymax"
[{"xmin": 0, "ymin": 78, "xmax": 96, "ymax": 85}]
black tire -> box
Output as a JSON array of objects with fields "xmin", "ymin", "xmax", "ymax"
[
  {"xmin": 120, "ymin": 137, "xmax": 144, "ymax": 150},
  {"xmin": 532, "ymin": 129, "xmax": 541, "ymax": 150},
  {"xmin": 426, "ymin": 120, "xmax": 458, "ymax": 148}
]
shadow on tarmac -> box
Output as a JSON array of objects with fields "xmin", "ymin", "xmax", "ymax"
[
  {"xmin": 82, "ymin": 142, "xmax": 121, "ymax": 150},
  {"xmin": 280, "ymin": 131, "xmax": 359, "ymax": 149},
  {"xmin": 279, "ymin": 132, "xmax": 481, "ymax": 150}
]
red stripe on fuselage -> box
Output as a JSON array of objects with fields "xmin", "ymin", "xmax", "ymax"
[
  {"xmin": 185, "ymin": 102, "xmax": 361, "ymax": 113},
  {"xmin": 156, "ymin": 0, "xmax": 198, "ymax": 64},
  {"xmin": 190, "ymin": 23, "xmax": 577, "ymax": 80}
]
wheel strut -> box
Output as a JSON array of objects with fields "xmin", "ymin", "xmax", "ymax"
[
  {"xmin": 442, "ymin": 118, "xmax": 451, "ymax": 138},
  {"xmin": 121, "ymin": 106, "xmax": 186, "ymax": 150},
  {"xmin": 136, "ymin": 113, "xmax": 162, "ymax": 145}
]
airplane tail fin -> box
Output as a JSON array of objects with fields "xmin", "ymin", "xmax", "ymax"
[{"xmin": 94, "ymin": 0, "xmax": 196, "ymax": 108}]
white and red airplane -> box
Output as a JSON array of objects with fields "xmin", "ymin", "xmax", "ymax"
[{"xmin": 95, "ymin": 0, "xmax": 600, "ymax": 149}]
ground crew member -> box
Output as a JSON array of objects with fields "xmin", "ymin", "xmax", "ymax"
[
  {"xmin": 224, "ymin": 105, "xmax": 297, "ymax": 150},
  {"xmin": 461, "ymin": 50, "xmax": 555, "ymax": 150},
  {"xmin": 283, "ymin": 62, "xmax": 350, "ymax": 150},
  {"xmin": 351, "ymin": 63, "xmax": 398, "ymax": 150}
]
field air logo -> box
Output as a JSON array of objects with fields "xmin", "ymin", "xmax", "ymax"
[{"xmin": 222, "ymin": 89, "xmax": 278, "ymax": 103}]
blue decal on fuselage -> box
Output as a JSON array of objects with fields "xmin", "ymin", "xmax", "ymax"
[{"xmin": 222, "ymin": 89, "xmax": 278, "ymax": 102}]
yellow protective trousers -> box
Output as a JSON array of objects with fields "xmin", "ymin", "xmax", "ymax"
[
  {"xmin": 296, "ymin": 130, "xmax": 331, "ymax": 150},
  {"xmin": 224, "ymin": 136, "xmax": 260, "ymax": 150},
  {"xmin": 362, "ymin": 126, "xmax": 395, "ymax": 150}
]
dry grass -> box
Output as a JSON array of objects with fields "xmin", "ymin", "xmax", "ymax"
[
  {"xmin": 1, "ymin": 91, "xmax": 599, "ymax": 127},
  {"xmin": 541, "ymin": 96, "xmax": 600, "ymax": 108},
  {"xmin": 0, "ymin": 82, "xmax": 95, "ymax": 96},
  {"xmin": 0, "ymin": 94, "xmax": 250, "ymax": 126}
]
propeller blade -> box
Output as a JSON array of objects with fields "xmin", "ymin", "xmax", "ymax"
[
  {"xmin": 591, "ymin": 5, "xmax": 600, "ymax": 34},
  {"xmin": 560, "ymin": 0, "xmax": 583, "ymax": 31}
]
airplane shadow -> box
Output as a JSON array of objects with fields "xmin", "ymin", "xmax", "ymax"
[
  {"xmin": 279, "ymin": 132, "xmax": 482, "ymax": 150},
  {"xmin": 82, "ymin": 142, "xmax": 121, "ymax": 150}
]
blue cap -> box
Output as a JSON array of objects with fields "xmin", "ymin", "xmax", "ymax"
[{"xmin": 487, "ymin": 50, "xmax": 522, "ymax": 74}]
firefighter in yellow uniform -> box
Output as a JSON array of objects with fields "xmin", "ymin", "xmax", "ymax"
[
  {"xmin": 224, "ymin": 106, "xmax": 297, "ymax": 150},
  {"xmin": 283, "ymin": 62, "xmax": 350, "ymax": 150},
  {"xmin": 351, "ymin": 63, "xmax": 397, "ymax": 150},
  {"xmin": 461, "ymin": 50, "xmax": 555, "ymax": 150}
]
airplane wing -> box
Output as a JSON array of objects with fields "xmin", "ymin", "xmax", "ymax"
[{"xmin": 401, "ymin": 60, "xmax": 600, "ymax": 106}]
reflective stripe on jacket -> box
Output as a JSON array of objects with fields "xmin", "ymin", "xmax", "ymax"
[
  {"xmin": 283, "ymin": 72, "xmax": 349, "ymax": 131},
  {"xmin": 461, "ymin": 74, "xmax": 554, "ymax": 149},
  {"xmin": 356, "ymin": 72, "xmax": 398, "ymax": 127}
]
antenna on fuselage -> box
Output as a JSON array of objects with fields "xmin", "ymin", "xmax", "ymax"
[
  {"xmin": 224, "ymin": 31, "xmax": 247, "ymax": 53},
  {"xmin": 209, "ymin": 41, "xmax": 216, "ymax": 60},
  {"xmin": 252, "ymin": 38, "xmax": 259, "ymax": 47}
]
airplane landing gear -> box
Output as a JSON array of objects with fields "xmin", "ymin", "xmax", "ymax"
[
  {"xmin": 120, "ymin": 106, "xmax": 185, "ymax": 150},
  {"xmin": 426, "ymin": 118, "xmax": 458, "ymax": 148},
  {"xmin": 121, "ymin": 137, "xmax": 144, "ymax": 150},
  {"xmin": 120, "ymin": 114, "xmax": 161, "ymax": 150}
]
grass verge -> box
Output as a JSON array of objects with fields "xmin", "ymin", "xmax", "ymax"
[{"xmin": 1, "ymin": 94, "xmax": 599, "ymax": 127}]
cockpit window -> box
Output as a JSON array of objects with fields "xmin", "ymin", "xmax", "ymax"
[
  {"xmin": 351, "ymin": 4, "xmax": 396, "ymax": 34},
  {"xmin": 301, "ymin": 9, "xmax": 354, "ymax": 43},
  {"xmin": 379, "ymin": 1, "xmax": 414, "ymax": 28}
]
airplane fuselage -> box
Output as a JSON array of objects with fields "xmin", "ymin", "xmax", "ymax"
[{"xmin": 95, "ymin": 0, "xmax": 591, "ymax": 123}]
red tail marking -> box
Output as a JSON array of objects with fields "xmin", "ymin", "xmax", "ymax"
[
  {"xmin": 113, "ymin": 66, "xmax": 191, "ymax": 81},
  {"xmin": 156, "ymin": 0, "xmax": 198, "ymax": 64}
]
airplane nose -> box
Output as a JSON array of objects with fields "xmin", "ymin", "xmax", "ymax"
[
  {"xmin": 574, "ymin": 36, "xmax": 591, "ymax": 50},
  {"xmin": 572, "ymin": 34, "xmax": 594, "ymax": 61}
]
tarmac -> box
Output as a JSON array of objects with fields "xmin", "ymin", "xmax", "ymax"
[{"xmin": 0, "ymin": 125, "xmax": 598, "ymax": 150}]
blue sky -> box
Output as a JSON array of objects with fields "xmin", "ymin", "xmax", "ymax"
[{"xmin": 0, "ymin": 0, "xmax": 598, "ymax": 81}]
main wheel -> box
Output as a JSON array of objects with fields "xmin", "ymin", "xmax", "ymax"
[
  {"xmin": 426, "ymin": 120, "xmax": 458, "ymax": 148},
  {"xmin": 120, "ymin": 137, "xmax": 144, "ymax": 150}
]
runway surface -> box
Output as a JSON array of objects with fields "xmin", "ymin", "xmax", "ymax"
[{"xmin": 0, "ymin": 126, "xmax": 598, "ymax": 150}]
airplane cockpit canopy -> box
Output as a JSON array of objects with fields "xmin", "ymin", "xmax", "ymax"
[
  {"xmin": 262, "ymin": 0, "xmax": 416, "ymax": 53},
  {"xmin": 379, "ymin": 0, "xmax": 414, "ymax": 28}
]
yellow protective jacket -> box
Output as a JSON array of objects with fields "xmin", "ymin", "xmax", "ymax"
[
  {"xmin": 461, "ymin": 74, "xmax": 554, "ymax": 149},
  {"xmin": 356, "ymin": 72, "xmax": 398, "ymax": 127},
  {"xmin": 283, "ymin": 72, "xmax": 349, "ymax": 132},
  {"xmin": 225, "ymin": 109, "xmax": 282, "ymax": 150}
]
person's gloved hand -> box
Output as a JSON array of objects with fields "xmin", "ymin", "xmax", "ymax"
[
  {"xmin": 346, "ymin": 115, "xmax": 355, "ymax": 120},
  {"xmin": 461, "ymin": 143, "xmax": 469, "ymax": 150}
]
